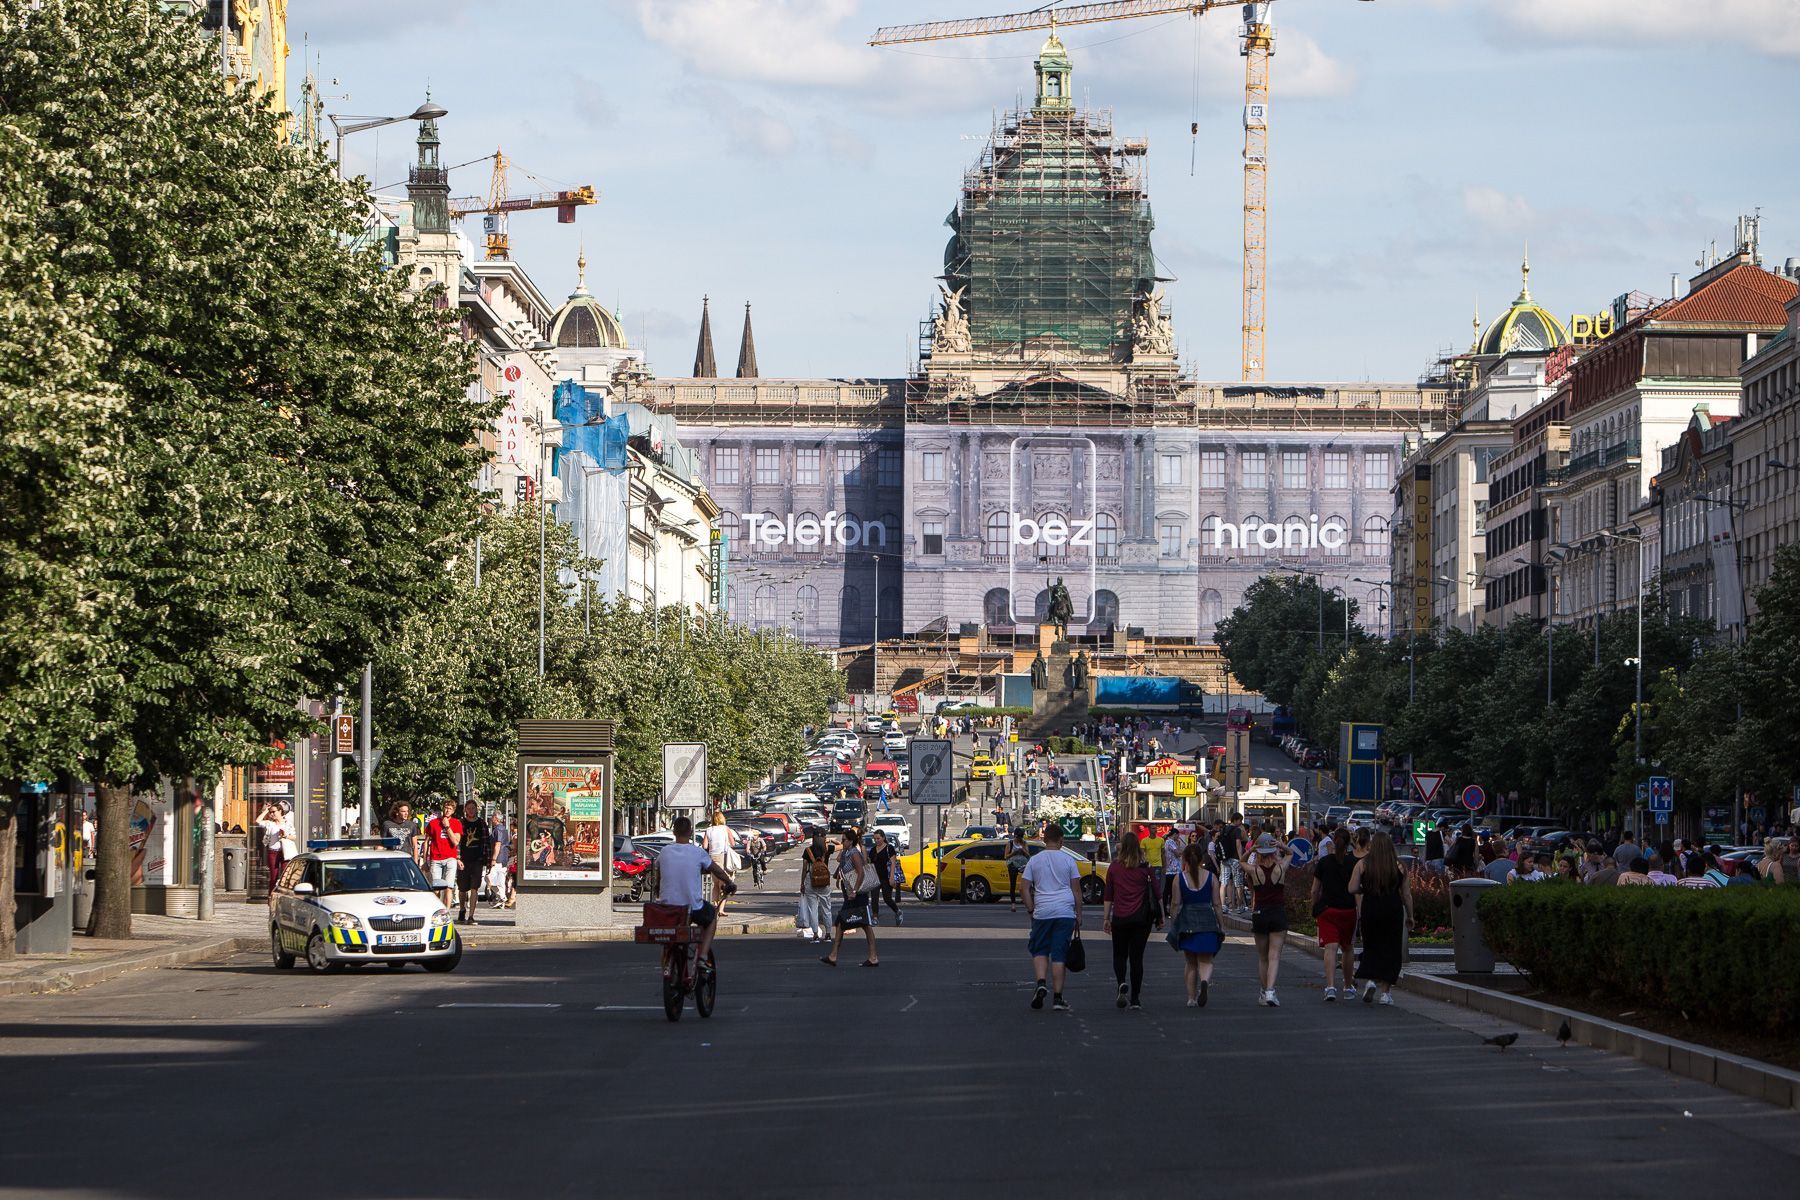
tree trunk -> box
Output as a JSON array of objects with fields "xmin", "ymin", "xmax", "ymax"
[
  {"xmin": 0, "ymin": 800, "xmax": 16, "ymax": 961},
  {"xmin": 91, "ymin": 779, "xmax": 133, "ymax": 940}
]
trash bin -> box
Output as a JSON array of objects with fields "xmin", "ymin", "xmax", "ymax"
[
  {"xmin": 73, "ymin": 869, "xmax": 96, "ymax": 931},
  {"xmin": 223, "ymin": 846, "xmax": 246, "ymax": 893},
  {"xmin": 1449, "ymin": 877, "xmax": 1500, "ymax": 973}
]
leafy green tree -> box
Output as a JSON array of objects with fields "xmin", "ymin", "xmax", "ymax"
[
  {"xmin": 0, "ymin": 2, "xmax": 493, "ymax": 936},
  {"xmin": 1741, "ymin": 543, "xmax": 1800, "ymax": 792},
  {"xmin": 1217, "ymin": 574, "xmax": 1357, "ymax": 706}
]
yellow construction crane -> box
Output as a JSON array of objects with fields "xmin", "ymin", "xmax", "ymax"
[
  {"xmin": 448, "ymin": 150, "xmax": 597, "ymax": 261},
  {"xmin": 872, "ymin": 0, "xmax": 1360, "ymax": 382}
]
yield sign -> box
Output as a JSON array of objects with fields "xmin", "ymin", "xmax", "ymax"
[{"xmin": 1411, "ymin": 772, "xmax": 1446, "ymax": 804}]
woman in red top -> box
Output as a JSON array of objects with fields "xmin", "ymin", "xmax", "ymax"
[{"xmin": 1102, "ymin": 833, "xmax": 1161, "ymax": 1010}]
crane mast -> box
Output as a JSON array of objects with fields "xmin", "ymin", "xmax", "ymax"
[{"xmin": 1240, "ymin": 3, "xmax": 1273, "ymax": 381}]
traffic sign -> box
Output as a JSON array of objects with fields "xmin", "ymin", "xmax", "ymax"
[
  {"xmin": 332, "ymin": 715, "xmax": 355, "ymax": 755},
  {"xmin": 1750, "ymin": 805, "xmax": 1766, "ymax": 823},
  {"xmin": 661, "ymin": 742, "xmax": 707, "ymax": 811},
  {"xmin": 1460, "ymin": 784, "xmax": 1485, "ymax": 811},
  {"xmin": 350, "ymin": 748, "xmax": 383, "ymax": 774},
  {"xmin": 1173, "ymin": 774, "xmax": 1197, "ymax": 797},
  {"xmin": 1288, "ymin": 836, "xmax": 1314, "ymax": 866},
  {"xmin": 909, "ymin": 740, "xmax": 954, "ymax": 807},
  {"xmin": 1411, "ymin": 772, "xmax": 1446, "ymax": 805},
  {"xmin": 1058, "ymin": 815, "xmax": 1083, "ymax": 838},
  {"xmin": 454, "ymin": 762, "xmax": 475, "ymax": 805},
  {"xmin": 1648, "ymin": 775, "xmax": 1674, "ymax": 813}
]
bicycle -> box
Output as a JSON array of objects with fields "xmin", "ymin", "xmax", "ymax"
[{"xmin": 636, "ymin": 902, "xmax": 717, "ymax": 1022}]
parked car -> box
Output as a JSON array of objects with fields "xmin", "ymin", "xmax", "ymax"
[
  {"xmin": 830, "ymin": 797, "xmax": 867, "ymax": 833},
  {"xmin": 911, "ymin": 839, "xmax": 1107, "ymax": 905},
  {"xmin": 870, "ymin": 813, "xmax": 912, "ymax": 850}
]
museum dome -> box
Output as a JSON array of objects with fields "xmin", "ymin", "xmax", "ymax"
[
  {"xmin": 550, "ymin": 252, "xmax": 629, "ymax": 350},
  {"xmin": 1477, "ymin": 254, "xmax": 1569, "ymax": 356}
]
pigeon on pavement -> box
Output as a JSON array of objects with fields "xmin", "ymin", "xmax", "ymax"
[{"xmin": 1482, "ymin": 1032, "xmax": 1520, "ymax": 1051}]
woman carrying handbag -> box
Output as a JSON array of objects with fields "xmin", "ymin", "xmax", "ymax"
[
  {"xmin": 1102, "ymin": 832, "xmax": 1161, "ymax": 1010},
  {"xmin": 1165, "ymin": 841, "xmax": 1224, "ymax": 1008}
]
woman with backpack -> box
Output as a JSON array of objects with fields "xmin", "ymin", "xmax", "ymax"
[
  {"xmin": 821, "ymin": 828, "xmax": 880, "ymax": 968},
  {"xmin": 1101, "ymin": 832, "xmax": 1161, "ymax": 1010},
  {"xmin": 1166, "ymin": 840, "xmax": 1224, "ymax": 1008},
  {"xmin": 797, "ymin": 829, "xmax": 833, "ymax": 943}
]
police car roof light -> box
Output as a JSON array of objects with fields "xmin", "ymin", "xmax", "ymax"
[{"xmin": 306, "ymin": 838, "xmax": 403, "ymax": 851}]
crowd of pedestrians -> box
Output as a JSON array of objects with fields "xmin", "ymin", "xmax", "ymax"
[
  {"xmin": 378, "ymin": 796, "xmax": 515, "ymax": 919},
  {"xmin": 1419, "ymin": 818, "xmax": 1795, "ymax": 888}
]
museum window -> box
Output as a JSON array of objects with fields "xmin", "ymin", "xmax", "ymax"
[
  {"xmin": 878, "ymin": 448, "xmax": 902, "ymax": 488},
  {"xmin": 795, "ymin": 511, "xmax": 820, "ymax": 554},
  {"xmin": 1363, "ymin": 451, "xmax": 1391, "ymax": 490},
  {"xmin": 1159, "ymin": 521, "xmax": 1185, "ymax": 560},
  {"xmin": 921, "ymin": 450, "xmax": 945, "ymax": 482},
  {"xmin": 714, "ymin": 446, "xmax": 739, "ymax": 486},
  {"xmin": 755, "ymin": 447, "xmax": 781, "ymax": 485},
  {"xmin": 1037, "ymin": 512, "xmax": 1067, "ymax": 559},
  {"xmin": 1324, "ymin": 451, "xmax": 1349, "ymax": 489},
  {"xmin": 717, "ymin": 511, "xmax": 740, "ymax": 549},
  {"xmin": 922, "ymin": 520, "xmax": 944, "ymax": 556},
  {"xmin": 838, "ymin": 448, "xmax": 861, "ymax": 484},
  {"xmin": 1201, "ymin": 451, "xmax": 1226, "ymax": 488},
  {"xmin": 984, "ymin": 511, "xmax": 1009, "ymax": 559},
  {"xmin": 1282, "ymin": 450, "xmax": 1307, "ymax": 489},
  {"xmin": 1241, "ymin": 451, "xmax": 1267, "ymax": 489},
  {"xmin": 1160, "ymin": 452, "xmax": 1187, "ymax": 487},
  {"xmin": 1095, "ymin": 513, "xmax": 1119, "ymax": 562},
  {"xmin": 796, "ymin": 447, "xmax": 820, "ymax": 485}
]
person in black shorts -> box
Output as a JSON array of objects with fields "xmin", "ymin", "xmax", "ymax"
[
  {"xmin": 457, "ymin": 799, "xmax": 492, "ymax": 924},
  {"xmin": 867, "ymin": 829, "xmax": 903, "ymax": 925}
]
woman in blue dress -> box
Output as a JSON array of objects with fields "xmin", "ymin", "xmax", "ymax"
[{"xmin": 1166, "ymin": 841, "xmax": 1225, "ymax": 1007}]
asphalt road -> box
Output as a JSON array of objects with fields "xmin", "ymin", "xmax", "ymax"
[{"xmin": 3, "ymin": 896, "xmax": 1796, "ymax": 1200}]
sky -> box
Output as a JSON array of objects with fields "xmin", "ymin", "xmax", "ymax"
[{"xmin": 301, "ymin": 0, "xmax": 1800, "ymax": 384}]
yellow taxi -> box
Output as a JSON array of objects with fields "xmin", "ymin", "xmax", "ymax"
[
  {"xmin": 898, "ymin": 839, "xmax": 971, "ymax": 900},
  {"xmin": 909, "ymin": 839, "xmax": 1106, "ymax": 905},
  {"xmin": 969, "ymin": 753, "xmax": 996, "ymax": 780}
]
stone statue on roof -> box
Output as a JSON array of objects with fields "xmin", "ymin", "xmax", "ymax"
[
  {"xmin": 1132, "ymin": 288, "xmax": 1174, "ymax": 356},
  {"xmin": 935, "ymin": 284, "xmax": 971, "ymax": 353}
]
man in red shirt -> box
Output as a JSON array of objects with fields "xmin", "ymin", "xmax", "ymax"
[{"xmin": 424, "ymin": 796, "xmax": 463, "ymax": 907}]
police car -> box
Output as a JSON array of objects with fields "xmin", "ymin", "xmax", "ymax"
[{"xmin": 269, "ymin": 840, "xmax": 461, "ymax": 974}]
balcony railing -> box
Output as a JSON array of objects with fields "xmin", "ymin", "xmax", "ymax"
[{"xmin": 1557, "ymin": 439, "xmax": 1640, "ymax": 482}]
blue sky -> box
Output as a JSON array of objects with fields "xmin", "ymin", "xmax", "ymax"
[{"xmin": 302, "ymin": 0, "xmax": 1800, "ymax": 383}]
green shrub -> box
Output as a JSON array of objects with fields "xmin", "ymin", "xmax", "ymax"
[
  {"xmin": 1478, "ymin": 883, "xmax": 1800, "ymax": 1033},
  {"xmin": 1045, "ymin": 736, "xmax": 1099, "ymax": 755}
]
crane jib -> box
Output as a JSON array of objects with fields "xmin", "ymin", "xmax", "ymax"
[{"xmin": 869, "ymin": 1, "xmax": 1235, "ymax": 47}]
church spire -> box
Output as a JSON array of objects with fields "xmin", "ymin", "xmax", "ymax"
[
  {"xmin": 735, "ymin": 303, "xmax": 759, "ymax": 379},
  {"xmin": 692, "ymin": 295, "xmax": 717, "ymax": 377},
  {"xmin": 407, "ymin": 96, "xmax": 450, "ymax": 234}
]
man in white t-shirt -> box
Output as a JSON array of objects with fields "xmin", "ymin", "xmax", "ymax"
[
  {"xmin": 1020, "ymin": 824, "xmax": 1084, "ymax": 1013},
  {"xmin": 654, "ymin": 816, "xmax": 738, "ymax": 963}
]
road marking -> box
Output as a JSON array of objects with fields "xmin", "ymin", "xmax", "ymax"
[
  {"xmin": 437, "ymin": 1003, "xmax": 560, "ymax": 1009},
  {"xmin": 592, "ymin": 1005, "xmax": 664, "ymax": 1011},
  {"xmin": 902, "ymin": 994, "xmax": 918, "ymax": 1012}
]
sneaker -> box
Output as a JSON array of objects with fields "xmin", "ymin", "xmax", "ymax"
[
  {"xmin": 1052, "ymin": 995, "xmax": 1071, "ymax": 1013},
  {"xmin": 1362, "ymin": 980, "xmax": 1378, "ymax": 1005},
  {"xmin": 1031, "ymin": 984, "xmax": 1048, "ymax": 1010},
  {"xmin": 1323, "ymin": 986, "xmax": 1338, "ymax": 1002},
  {"xmin": 1258, "ymin": 989, "xmax": 1271, "ymax": 1006},
  {"xmin": 1267, "ymin": 990, "xmax": 1280, "ymax": 1008},
  {"xmin": 796, "ymin": 929, "xmax": 810, "ymax": 939},
  {"xmin": 1186, "ymin": 997, "xmax": 1199, "ymax": 1008},
  {"xmin": 1129, "ymin": 999, "xmax": 1142, "ymax": 1010},
  {"xmin": 1116, "ymin": 983, "xmax": 1129, "ymax": 1009},
  {"xmin": 1379, "ymin": 992, "xmax": 1395, "ymax": 1006},
  {"xmin": 1198, "ymin": 980, "xmax": 1209, "ymax": 1007}
]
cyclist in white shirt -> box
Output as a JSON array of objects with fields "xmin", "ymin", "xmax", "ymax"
[{"xmin": 654, "ymin": 816, "xmax": 737, "ymax": 963}]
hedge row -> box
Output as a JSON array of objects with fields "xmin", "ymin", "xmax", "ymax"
[
  {"xmin": 1044, "ymin": 736, "xmax": 1099, "ymax": 755},
  {"xmin": 1478, "ymin": 883, "xmax": 1800, "ymax": 1033}
]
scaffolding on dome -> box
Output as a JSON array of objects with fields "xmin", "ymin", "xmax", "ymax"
[{"xmin": 946, "ymin": 105, "xmax": 1156, "ymax": 360}]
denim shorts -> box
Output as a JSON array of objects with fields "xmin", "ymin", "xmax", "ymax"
[{"xmin": 1027, "ymin": 917, "xmax": 1077, "ymax": 963}]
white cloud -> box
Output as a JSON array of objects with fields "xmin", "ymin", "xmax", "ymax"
[
  {"xmin": 1462, "ymin": 185, "xmax": 1536, "ymax": 232},
  {"xmin": 629, "ymin": 0, "xmax": 872, "ymax": 86},
  {"xmin": 1493, "ymin": 0, "xmax": 1800, "ymax": 58}
]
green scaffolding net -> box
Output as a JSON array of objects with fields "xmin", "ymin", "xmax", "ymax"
[{"xmin": 945, "ymin": 107, "xmax": 1157, "ymax": 359}]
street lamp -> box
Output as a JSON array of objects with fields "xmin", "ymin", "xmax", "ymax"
[
  {"xmin": 328, "ymin": 101, "xmax": 448, "ymax": 179},
  {"xmin": 1596, "ymin": 528, "xmax": 1648, "ymax": 783}
]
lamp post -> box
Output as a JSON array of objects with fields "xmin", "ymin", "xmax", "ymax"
[
  {"xmin": 328, "ymin": 101, "xmax": 448, "ymax": 180},
  {"xmin": 1597, "ymin": 528, "xmax": 1648, "ymax": 777}
]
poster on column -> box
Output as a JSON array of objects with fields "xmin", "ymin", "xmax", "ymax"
[
  {"xmin": 250, "ymin": 742, "xmax": 297, "ymax": 866},
  {"xmin": 520, "ymin": 762, "xmax": 607, "ymax": 883}
]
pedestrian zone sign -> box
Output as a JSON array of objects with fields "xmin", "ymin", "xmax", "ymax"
[
  {"xmin": 910, "ymin": 740, "xmax": 954, "ymax": 807},
  {"xmin": 1411, "ymin": 772, "xmax": 1445, "ymax": 805}
]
